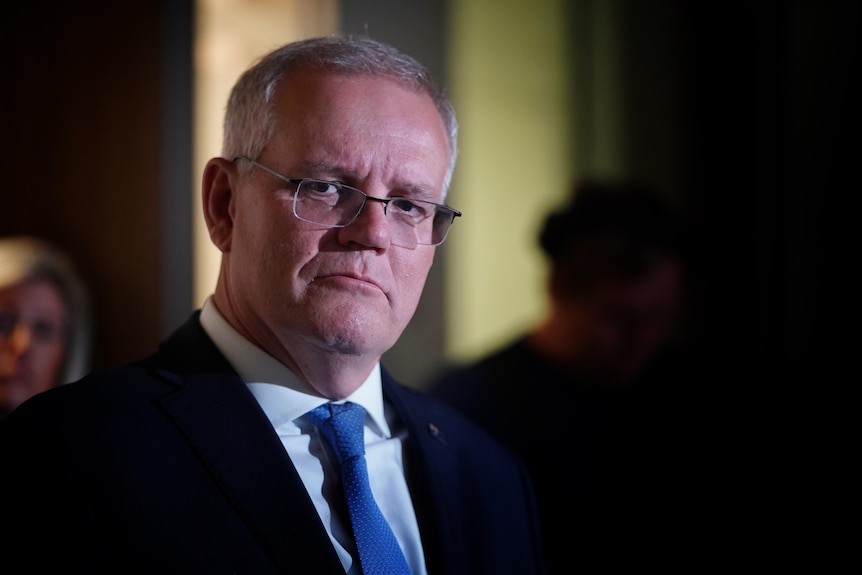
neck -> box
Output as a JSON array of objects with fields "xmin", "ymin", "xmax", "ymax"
[{"xmin": 280, "ymin": 344, "xmax": 379, "ymax": 401}]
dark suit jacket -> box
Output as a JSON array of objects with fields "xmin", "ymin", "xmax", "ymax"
[{"xmin": 0, "ymin": 312, "xmax": 546, "ymax": 574}]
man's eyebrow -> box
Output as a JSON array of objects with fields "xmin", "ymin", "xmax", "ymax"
[
  {"xmin": 396, "ymin": 183, "xmax": 437, "ymax": 200},
  {"xmin": 294, "ymin": 162, "xmax": 439, "ymax": 198},
  {"xmin": 293, "ymin": 162, "xmax": 390, "ymax": 190},
  {"xmin": 292, "ymin": 160, "xmax": 341, "ymax": 176}
]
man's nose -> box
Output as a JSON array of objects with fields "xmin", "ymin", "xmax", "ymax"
[
  {"xmin": 339, "ymin": 196, "xmax": 392, "ymax": 247},
  {"xmin": 359, "ymin": 196, "xmax": 392, "ymax": 218}
]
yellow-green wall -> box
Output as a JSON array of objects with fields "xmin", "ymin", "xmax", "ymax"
[
  {"xmin": 445, "ymin": 0, "xmax": 630, "ymax": 363},
  {"xmin": 446, "ymin": 0, "xmax": 572, "ymax": 361}
]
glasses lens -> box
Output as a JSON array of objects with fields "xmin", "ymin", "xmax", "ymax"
[
  {"xmin": 293, "ymin": 180, "xmax": 365, "ymax": 227},
  {"xmin": 293, "ymin": 179, "xmax": 458, "ymax": 246},
  {"xmin": 387, "ymin": 199, "xmax": 457, "ymax": 246},
  {"xmin": 431, "ymin": 206, "xmax": 458, "ymax": 244}
]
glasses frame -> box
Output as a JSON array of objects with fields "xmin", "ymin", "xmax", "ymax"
[{"xmin": 232, "ymin": 156, "xmax": 461, "ymax": 246}]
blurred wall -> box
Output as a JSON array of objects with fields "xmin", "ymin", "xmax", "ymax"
[
  {"xmin": 445, "ymin": 0, "xmax": 572, "ymax": 364},
  {"xmin": 439, "ymin": 0, "xmax": 692, "ymax": 377}
]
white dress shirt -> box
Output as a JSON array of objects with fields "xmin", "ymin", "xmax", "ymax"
[{"xmin": 199, "ymin": 298, "xmax": 426, "ymax": 575}]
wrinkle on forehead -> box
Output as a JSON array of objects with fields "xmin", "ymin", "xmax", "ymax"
[{"xmin": 270, "ymin": 71, "xmax": 450, "ymax": 200}]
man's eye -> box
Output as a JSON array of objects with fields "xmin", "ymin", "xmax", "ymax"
[
  {"xmin": 302, "ymin": 180, "xmax": 340, "ymax": 195},
  {"xmin": 391, "ymin": 198, "xmax": 431, "ymax": 219}
]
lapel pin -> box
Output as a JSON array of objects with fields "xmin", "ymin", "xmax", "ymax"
[{"xmin": 427, "ymin": 422, "xmax": 446, "ymax": 444}]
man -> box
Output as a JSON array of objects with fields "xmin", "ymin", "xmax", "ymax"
[
  {"xmin": 429, "ymin": 180, "xmax": 704, "ymax": 571},
  {"xmin": 1, "ymin": 37, "xmax": 546, "ymax": 574}
]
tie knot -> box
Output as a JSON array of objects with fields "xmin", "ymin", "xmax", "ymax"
[{"xmin": 306, "ymin": 402, "xmax": 367, "ymax": 463}]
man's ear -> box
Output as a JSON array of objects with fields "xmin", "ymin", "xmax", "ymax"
[{"xmin": 202, "ymin": 158, "xmax": 237, "ymax": 253}]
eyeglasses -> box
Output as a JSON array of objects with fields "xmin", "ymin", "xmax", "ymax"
[{"xmin": 233, "ymin": 156, "xmax": 461, "ymax": 246}]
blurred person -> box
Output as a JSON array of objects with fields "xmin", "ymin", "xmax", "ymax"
[
  {"xmin": 429, "ymin": 179, "xmax": 702, "ymax": 571},
  {"xmin": 0, "ymin": 36, "xmax": 547, "ymax": 574},
  {"xmin": 0, "ymin": 235, "xmax": 91, "ymax": 418}
]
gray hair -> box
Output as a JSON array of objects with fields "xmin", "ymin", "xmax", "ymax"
[
  {"xmin": 222, "ymin": 35, "xmax": 459, "ymax": 197},
  {"xmin": 0, "ymin": 236, "xmax": 92, "ymax": 385}
]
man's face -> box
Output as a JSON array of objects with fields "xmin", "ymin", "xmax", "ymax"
[{"xmin": 219, "ymin": 69, "xmax": 451, "ymax": 365}]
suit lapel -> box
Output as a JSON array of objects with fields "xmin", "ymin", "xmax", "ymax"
[
  {"xmin": 155, "ymin": 314, "xmax": 344, "ymax": 573},
  {"xmin": 382, "ymin": 373, "xmax": 464, "ymax": 575}
]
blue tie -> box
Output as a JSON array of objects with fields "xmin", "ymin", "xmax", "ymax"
[{"xmin": 306, "ymin": 402, "xmax": 412, "ymax": 575}]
